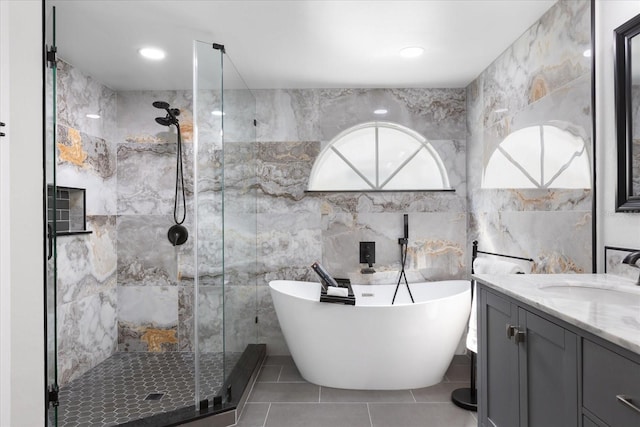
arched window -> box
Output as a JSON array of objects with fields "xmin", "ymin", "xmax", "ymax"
[
  {"xmin": 482, "ymin": 124, "xmax": 591, "ymax": 189},
  {"xmin": 308, "ymin": 122, "xmax": 451, "ymax": 191}
]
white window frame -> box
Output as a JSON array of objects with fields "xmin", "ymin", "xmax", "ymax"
[{"xmin": 308, "ymin": 121, "xmax": 451, "ymax": 191}]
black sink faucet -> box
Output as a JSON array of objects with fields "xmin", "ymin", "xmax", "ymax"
[{"xmin": 621, "ymin": 251, "xmax": 640, "ymax": 285}]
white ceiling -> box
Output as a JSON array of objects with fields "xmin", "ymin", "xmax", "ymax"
[{"xmin": 50, "ymin": 0, "xmax": 557, "ymax": 91}]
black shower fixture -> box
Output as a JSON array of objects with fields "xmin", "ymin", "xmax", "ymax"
[
  {"xmin": 153, "ymin": 100, "xmax": 188, "ymax": 246},
  {"xmin": 153, "ymin": 100, "xmax": 180, "ymax": 126}
]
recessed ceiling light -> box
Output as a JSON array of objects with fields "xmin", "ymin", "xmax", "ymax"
[
  {"xmin": 374, "ymin": 109, "xmax": 388, "ymax": 115},
  {"xmin": 583, "ymin": 49, "xmax": 592, "ymax": 58},
  {"xmin": 86, "ymin": 113, "xmax": 101, "ymax": 119},
  {"xmin": 138, "ymin": 47, "xmax": 166, "ymax": 60},
  {"xmin": 494, "ymin": 108, "xmax": 508, "ymax": 114},
  {"xmin": 399, "ymin": 47, "xmax": 424, "ymax": 58},
  {"xmin": 211, "ymin": 110, "xmax": 225, "ymax": 116}
]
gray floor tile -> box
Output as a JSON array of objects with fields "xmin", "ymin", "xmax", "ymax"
[
  {"xmin": 321, "ymin": 387, "xmax": 415, "ymax": 403},
  {"xmin": 236, "ymin": 403, "xmax": 270, "ymax": 427},
  {"xmin": 258, "ymin": 365, "xmax": 282, "ymax": 382},
  {"xmin": 279, "ymin": 365, "xmax": 305, "ymax": 382},
  {"xmin": 264, "ymin": 355, "xmax": 296, "ymax": 366},
  {"xmin": 369, "ymin": 402, "xmax": 476, "ymax": 427},
  {"xmin": 412, "ymin": 382, "xmax": 471, "ymax": 402},
  {"xmin": 450, "ymin": 354, "xmax": 472, "ymax": 365},
  {"xmin": 248, "ymin": 382, "xmax": 320, "ymax": 403},
  {"xmin": 444, "ymin": 363, "xmax": 472, "ymax": 382},
  {"xmin": 265, "ymin": 403, "xmax": 371, "ymax": 427}
]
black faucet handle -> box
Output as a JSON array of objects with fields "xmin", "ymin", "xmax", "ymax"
[{"xmin": 622, "ymin": 251, "xmax": 640, "ymax": 267}]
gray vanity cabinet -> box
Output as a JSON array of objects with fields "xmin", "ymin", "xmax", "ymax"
[
  {"xmin": 582, "ymin": 339, "xmax": 640, "ymax": 427},
  {"xmin": 478, "ymin": 287, "xmax": 578, "ymax": 427}
]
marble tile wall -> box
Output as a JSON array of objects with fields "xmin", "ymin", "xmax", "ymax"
[
  {"xmin": 55, "ymin": 60, "xmax": 118, "ymax": 385},
  {"xmin": 116, "ymin": 90, "xmax": 199, "ymax": 353},
  {"xmin": 466, "ymin": 0, "xmax": 593, "ymax": 273},
  {"xmin": 115, "ymin": 88, "xmax": 259, "ymax": 355},
  {"xmin": 253, "ymin": 88, "xmax": 468, "ymax": 354}
]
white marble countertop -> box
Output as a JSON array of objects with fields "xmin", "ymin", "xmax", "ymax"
[{"xmin": 473, "ymin": 273, "xmax": 640, "ymax": 355}]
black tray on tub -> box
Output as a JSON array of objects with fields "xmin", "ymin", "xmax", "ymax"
[{"xmin": 319, "ymin": 278, "xmax": 356, "ymax": 305}]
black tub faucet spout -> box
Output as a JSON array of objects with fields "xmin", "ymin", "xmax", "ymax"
[{"xmin": 622, "ymin": 251, "xmax": 640, "ymax": 285}]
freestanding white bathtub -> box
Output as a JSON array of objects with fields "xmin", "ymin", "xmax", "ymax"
[{"xmin": 269, "ymin": 279, "xmax": 471, "ymax": 390}]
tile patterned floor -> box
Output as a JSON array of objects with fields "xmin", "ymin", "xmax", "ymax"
[
  {"xmin": 56, "ymin": 351, "xmax": 241, "ymax": 427},
  {"xmin": 236, "ymin": 355, "xmax": 478, "ymax": 427}
]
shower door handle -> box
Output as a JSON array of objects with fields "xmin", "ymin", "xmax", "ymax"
[{"xmin": 47, "ymin": 224, "xmax": 53, "ymax": 260}]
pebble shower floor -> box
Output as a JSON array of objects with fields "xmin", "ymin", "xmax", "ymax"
[{"xmin": 54, "ymin": 351, "xmax": 241, "ymax": 426}]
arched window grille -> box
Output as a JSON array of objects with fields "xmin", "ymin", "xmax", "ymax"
[
  {"xmin": 308, "ymin": 122, "xmax": 451, "ymax": 191},
  {"xmin": 482, "ymin": 124, "xmax": 591, "ymax": 189}
]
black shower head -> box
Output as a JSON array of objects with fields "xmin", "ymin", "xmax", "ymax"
[
  {"xmin": 153, "ymin": 100, "xmax": 180, "ymax": 127},
  {"xmin": 153, "ymin": 101, "xmax": 170, "ymax": 109},
  {"xmin": 155, "ymin": 117, "xmax": 173, "ymax": 126}
]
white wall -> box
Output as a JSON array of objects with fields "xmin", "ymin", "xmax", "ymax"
[
  {"xmin": 1, "ymin": 1, "xmax": 45, "ymax": 425},
  {"xmin": 0, "ymin": 0, "xmax": 11, "ymax": 425},
  {"xmin": 596, "ymin": 0, "xmax": 640, "ymax": 271}
]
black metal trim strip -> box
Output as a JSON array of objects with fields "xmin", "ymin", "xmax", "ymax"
[{"xmin": 591, "ymin": 0, "xmax": 597, "ymax": 273}]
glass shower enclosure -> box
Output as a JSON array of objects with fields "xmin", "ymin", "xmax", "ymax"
[{"xmin": 44, "ymin": 2, "xmax": 259, "ymax": 425}]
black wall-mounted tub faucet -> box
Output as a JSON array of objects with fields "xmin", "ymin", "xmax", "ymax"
[{"xmin": 622, "ymin": 251, "xmax": 640, "ymax": 285}]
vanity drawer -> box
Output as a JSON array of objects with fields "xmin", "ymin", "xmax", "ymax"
[{"xmin": 583, "ymin": 339, "xmax": 640, "ymax": 427}]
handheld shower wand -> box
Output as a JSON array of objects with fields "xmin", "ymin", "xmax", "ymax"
[{"xmin": 153, "ymin": 101, "xmax": 188, "ymax": 246}]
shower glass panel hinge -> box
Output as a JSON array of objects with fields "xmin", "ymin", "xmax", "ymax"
[
  {"xmin": 0, "ymin": 122, "xmax": 5, "ymax": 138},
  {"xmin": 47, "ymin": 384, "xmax": 60, "ymax": 407},
  {"xmin": 255, "ymin": 316, "xmax": 258, "ymax": 324},
  {"xmin": 253, "ymin": 119, "xmax": 257, "ymax": 127},
  {"xmin": 46, "ymin": 46, "xmax": 57, "ymax": 68},
  {"xmin": 212, "ymin": 43, "xmax": 226, "ymax": 53}
]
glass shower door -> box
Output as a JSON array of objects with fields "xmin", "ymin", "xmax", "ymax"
[
  {"xmin": 193, "ymin": 39, "xmax": 258, "ymax": 408},
  {"xmin": 44, "ymin": 3, "xmax": 59, "ymax": 425},
  {"xmin": 193, "ymin": 40, "xmax": 225, "ymax": 407},
  {"xmin": 220, "ymin": 54, "xmax": 258, "ymax": 392}
]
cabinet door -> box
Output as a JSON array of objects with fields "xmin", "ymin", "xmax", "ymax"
[
  {"xmin": 479, "ymin": 290, "xmax": 519, "ymax": 427},
  {"xmin": 519, "ymin": 309, "xmax": 578, "ymax": 427}
]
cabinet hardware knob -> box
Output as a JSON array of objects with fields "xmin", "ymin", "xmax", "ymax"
[
  {"xmin": 506, "ymin": 324, "xmax": 517, "ymax": 339},
  {"xmin": 514, "ymin": 330, "xmax": 526, "ymax": 343},
  {"xmin": 616, "ymin": 395, "xmax": 640, "ymax": 414}
]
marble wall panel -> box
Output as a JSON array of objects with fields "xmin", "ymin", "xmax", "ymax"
[
  {"xmin": 483, "ymin": 74, "xmax": 592, "ymax": 173},
  {"xmin": 57, "ymin": 216, "xmax": 117, "ymax": 304},
  {"xmin": 116, "ymin": 90, "xmax": 196, "ymax": 144},
  {"xmin": 224, "ymin": 286, "xmax": 258, "ymax": 353},
  {"xmin": 117, "ymin": 142, "xmax": 194, "ymax": 216},
  {"xmin": 54, "ymin": 60, "xmax": 120, "ymax": 382},
  {"xmin": 117, "ymin": 286, "xmax": 179, "ymax": 352},
  {"xmin": 116, "ymin": 215, "xmax": 194, "ymax": 287},
  {"xmin": 177, "ymin": 285, "xmax": 225, "ymax": 353},
  {"xmin": 255, "ymin": 88, "xmax": 466, "ymax": 143},
  {"xmin": 605, "ymin": 246, "xmax": 640, "ymax": 281},
  {"xmin": 56, "ymin": 60, "xmax": 117, "ymax": 142},
  {"xmin": 257, "ymin": 285, "xmax": 289, "ymax": 356},
  {"xmin": 470, "ymin": 210, "xmax": 592, "ymax": 273},
  {"xmin": 467, "ymin": 0, "xmax": 593, "ymax": 274},
  {"xmin": 322, "ymin": 212, "xmax": 467, "ymax": 281},
  {"xmin": 57, "ymin": 288, "xmax": 117, "ymax": 386},
  {"xmin": 224, "ymin": 212, "xmax": 258, "ymax": 286},
  {"xmin": 196, "ymin": 285, "xmax": 224, "ymax": 353},
  {"xmin": 256, "ymin": 141, "xmax": 322, "ymax": 214},
  {"xmin": 482, "ymin": 0, "xmax": 591, "ymax": 128},
  {"xmin": 257, "ymin": 213, "xmax": 323, "ymax": 283},
  {"xmin": 56, "ymin": 124, "xmax": 117, "ymax": 215}
]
